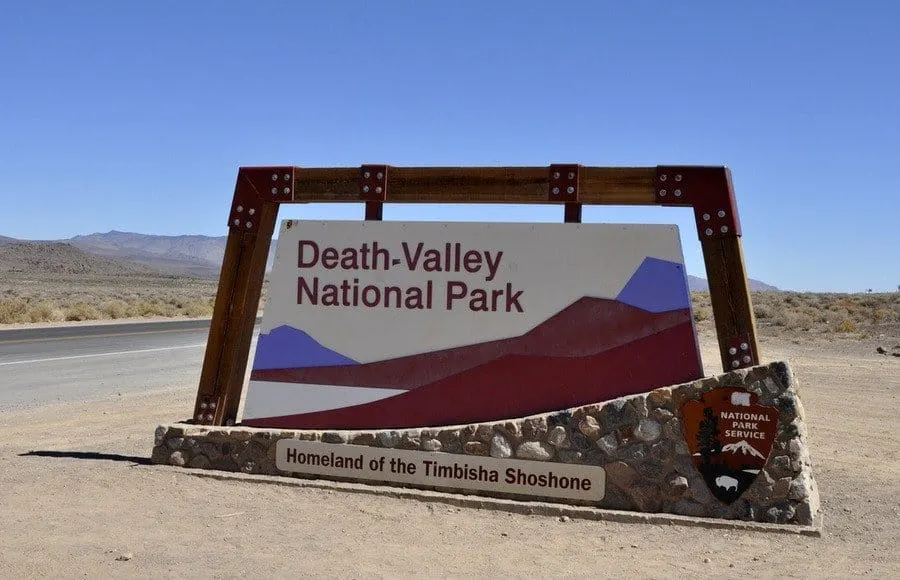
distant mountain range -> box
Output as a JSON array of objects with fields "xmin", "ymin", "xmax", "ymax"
[
  {"xmin": 0, "ymin": 230, "xmax": 779, "ymax": 290},
  {"xmin": 0, "ymin": 230, "xmax": 275, "ymax": 279}
]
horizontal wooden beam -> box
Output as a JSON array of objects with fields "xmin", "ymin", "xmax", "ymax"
[{"xmin": 288, "ymin": 166, "xmax": 658, "ymax": 205}]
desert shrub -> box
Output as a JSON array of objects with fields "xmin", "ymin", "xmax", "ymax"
[
  {"xmin": 0, "ymin": 299, "xmax": 28, "ymax": 324},
  {"xmin": 776, "ymin": 310, "xmax": 814, "ymax": 331},
  {"xmin": 873, "ymin": 308, "xmax": 896, "ymax": 323},
  {"xmin": 693, "ymin": 305, "xmax": 712, "ymax": 322},
  {"xmin": 181, "ymin": 300, "xmax": 214, "ymax": 318},
  {"xmin": 101, "ymin": 300, "xmax": 128, "ymax": 319},
  {"xmin": 834, "ymin": 319, "xmax": 857, "ymax": 333},
  {"xmin": 753, "ymin": 303, "xmax": 775, "ymax": 320},
  {"xmin": 26, "ymin": 302, "xmax": 56, "ymax": 323},
  {"xmin": 65, "ymin": 302, "xmax": 101, "ymax": 321}
]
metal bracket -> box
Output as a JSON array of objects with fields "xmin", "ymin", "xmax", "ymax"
[
  {"xmin": 229, "ymin": 166, "xmax": 295, "ymax": 231},
  {"xmin": 360, "ymin": 165, "xmax": 388, "ymax": 201},
  {"xmin": 655, "ymin": 166, "xmax": 741, "ymax": 240},
  {"xmin": 549, "ymin": 164, "xmax": 580, "ymax": 202},
  {"xmin": 194, "ymin": 395, "xmax": 220, "ymax": 425},
  {"xmin": 725, "ymin": 333, "xmax": 756, "ymax": 369}
]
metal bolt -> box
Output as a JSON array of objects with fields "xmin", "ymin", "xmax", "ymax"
[
  {"xmin": 362, "ymin": 185, "xmax": 370, "ymax": 193},
  {"xmin": 271, "ymin": 173, "xmax": 278, "ymax": 181},
  {"xmin": 363, "ymin": 171, "xmax": 370, "ymax": 179},
  {"xmin": 375, "ymin": 186, "xmax": 382, "ymax": 194},
  {"xmin": 200, "ymin": 402, "xmax": 208, "ymax": 410},
  {"xmin": 703, "ymin": 213, "xmax": 711, "ymax": 221},
  {"xmin": 568, "ymin": 172, "xmax": 575, "ymax": 179},
  {"xmin": 718, "ymin": 210, "xmax": 726, "ymax": 218},
  {"xmin": 283, "ymin": 187, "xmax": 291, "ymax": 195},
  {"xmin": 740, "ymin": 342, "xmax": 749, "ymax": 351},
  {"xmin": 721, "ymin": 226, "xmax": 729, "ymax": 233},
  {"xmin": 659, "ymin": 189, "xmax": 667, "ymax": 197},
  {"xmin": 660, "ymin": 174, "xmax": 667, "ymax": 181},
  {"xmin": 705, "ymin": 228, "xmax": 713, "ymax": 236},
  {"xmin": 552, "ymin": 187, "xmax": 560, "ymax": 195},
  {"xmin": 567, "ymin": 186, "xmax": 575, "ymax": 194},
  {"xmin": 743, "ymin": 355, "xmax": 752, "ymax": 364},
  {"xmin": 675, "ymin": 174, "xmax": 682, "ymax": 181},
  {"xmin": 246, "ymin": 221, "xmax": 252, "ymax": 229},
  {"xmin": 271, "ymin": 187, "xmax": 278, "ymax": 195},
  {"xmin": 376, "ymin": 172, "xmax": 383, "ymax": 180},
  {"xmin": 731, "ymin": 360, "xmax": 740, "ymax": 368},
  {"xmin": 729, "ymin": 347, "xmax": 737, "ymax": 355},
  {"xmin": 284, "ymin": 173, "xmax": 290, "ymax": 181},
  {"xmin": 205, "ymin": 414, "xmax": 214, "ymax": 422},
  {"xmin": 209, "ymin": 401, "xmax": 217, "ymax": 409},
  {"xmin": 248, "ymin": 208, "xmax": 255, "ymax": 216},
  {"xmin": 196, "ymin": 414, "xmax": 203, "ymax": 421},
  {"xmin": 236, "ymin": 205, "xmax": 243, "ymax": 212},
  {"xmin": 552, "ymin": 172, "xmax": 560, "ymax": 180},
  {"xmin": 674, "ymin": 189, "xmax": 682, "ymax": 197}
]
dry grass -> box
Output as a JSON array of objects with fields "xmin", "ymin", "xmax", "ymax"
[
  {"xmin": 0, "ymin": 273, "xmax": 258, "ymax": 325},
  {"xmin": 692, "ymin": 291, "xmax": 900, "ymax": 340}
]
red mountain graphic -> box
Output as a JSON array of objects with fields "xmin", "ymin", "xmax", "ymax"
[
  {"xmin": 250, "ymin": 297, "xmax": 694, "ymax": 390},
  {"xmin": 243, "ymin": 321, "xmax": 701, "ymax": 430},
  {"xmin": 243, "ymin": 298, "xmax": 703, "ymax": 430}
]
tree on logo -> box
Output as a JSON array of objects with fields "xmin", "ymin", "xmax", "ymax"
[{"xmin": 696, "ymin": 407, "xmax": 722, "ymax": 466}]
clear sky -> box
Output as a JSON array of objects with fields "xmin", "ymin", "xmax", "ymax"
[{"xmin": 1, "ymin": 1, "xmax": 897, "ymax": 292}]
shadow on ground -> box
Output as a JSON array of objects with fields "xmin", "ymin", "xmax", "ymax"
[{"xmin": 19, "ymin": 450, "xmax": 151, "ymax": 465}]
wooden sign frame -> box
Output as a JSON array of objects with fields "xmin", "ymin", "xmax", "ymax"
[{"xmin": 191, "ymin": 165, "xmax": 759, "ymax": 426}]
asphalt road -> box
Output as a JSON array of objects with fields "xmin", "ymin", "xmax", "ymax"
[{"xmin": 0, "ymin": 319, "xmax": 259, "ymax": 411}]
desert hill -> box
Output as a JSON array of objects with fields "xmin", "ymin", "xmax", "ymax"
[
  {"xmin": 0, "ymin": 242, "xmax": 161, "ymax": 276},
  {"xmin": 67, "ymin": 230, "xmax": 277, "ymax": 278}
]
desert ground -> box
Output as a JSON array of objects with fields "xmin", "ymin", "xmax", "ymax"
[{"xmin": 0, "ymin": 316, "xmax": 898, "ymax": 578}]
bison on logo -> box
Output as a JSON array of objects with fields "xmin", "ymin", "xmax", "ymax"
[{"xmin": 681, "ymin": 388, "xmax": 778, "ymax": 503}]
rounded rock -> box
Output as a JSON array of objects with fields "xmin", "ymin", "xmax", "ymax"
[
  {"xmin": 490, "ymin": 433, "xmax": 512, "ymax": 458},
  {"xmin": 634, "ymin": 419, "xmax": 661, "ymax": 442},
  {"xmin": 516, "ymin": 441, "xmax": 554, "ymax": 461},
  {"xmin": 577, "ymin": 415, "xmax": 601, "ymax": 440},
  {"xmin": 547, "ymin": 426, "xmax": 571, "ymax": 449},
  {"xmin": 596, "ymin": 434, "xmax": 618, "ymax": 456},
  {"xmin": 169, "ymin": 451, "xmax": 186, "ymax": 467},
  {"xmin": 421, "ymin": 438, "xmax": 442, "ymax": 452}
]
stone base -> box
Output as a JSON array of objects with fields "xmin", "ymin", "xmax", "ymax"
[{"xmin": 152, "ymin": 361, "xmax": 820, "ymax": 526}]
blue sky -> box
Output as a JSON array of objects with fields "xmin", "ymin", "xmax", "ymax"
[{"xmin": 1, "ymin": 1, "xmax": 897, "ymax": 292}]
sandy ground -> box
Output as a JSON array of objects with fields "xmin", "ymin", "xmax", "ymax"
[{"xmin": 0, "ymin": 330, "xmax": 898, "ymax": 579}]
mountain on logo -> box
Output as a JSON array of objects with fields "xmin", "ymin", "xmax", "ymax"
[
  {"xmin": 722, "ymin": 440, "xmax": 766, "ymax": 460},
  {"xmin": 252, "ymin": 325, "xmax": 357, "ymax": 370}
]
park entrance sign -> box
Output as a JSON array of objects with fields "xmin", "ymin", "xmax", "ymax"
[
  {"xmin": 242, "ymin": 220, "xmax": 703, "ymax": 429},
  {"xmin": 151, "ymin": 164, "xmax": 820, "ymax": 528}
]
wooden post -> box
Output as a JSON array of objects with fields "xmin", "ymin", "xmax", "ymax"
[
  {"xmin": 563, "ymin": 203, "xmax": 582, "ymax": 223},
  {"xmin": 701, "ymin": 237, "xmax": 759, "ymax": 371},
  {"xmin": 192, "ymin": 168, "xmax": 287, "ymax": 426},
  {"xmin": 654, "ymin": 165, "xmax": 760, "ymax": 372}
]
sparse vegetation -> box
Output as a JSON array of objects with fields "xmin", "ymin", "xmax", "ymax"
[
  {"xmin": 691, "ymin": 291, "xmax": 900, "ymax": 339},
  {"xmin": 0, "ymin": 273, "xmax": 252, "ymax": 325}
]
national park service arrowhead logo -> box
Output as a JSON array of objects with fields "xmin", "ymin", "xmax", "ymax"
[{"xmin": 682, "ymin": 388, "xmax": 778, "ymax": 504}]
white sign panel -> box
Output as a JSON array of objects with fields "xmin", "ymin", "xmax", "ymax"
[
  {"xmin": 243, "ymin": 220, "xmax": 701, "ymax": 430},
  {"xmin": 275, "ymin": 439, "xmax": 606, "ymax": 502}
]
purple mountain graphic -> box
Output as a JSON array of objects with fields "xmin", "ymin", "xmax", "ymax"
[
  {"xmin": 252, "ymin": 325, "xmax": 357, "ymax": 370},
  {"xmin": 616, "ymin": 257, "xmax": 691, "ymax": 313}
]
